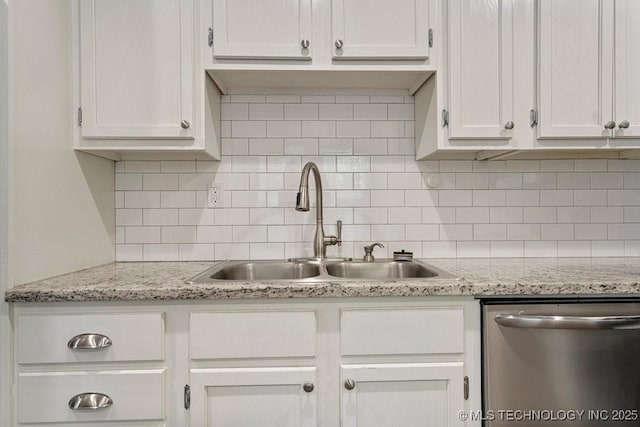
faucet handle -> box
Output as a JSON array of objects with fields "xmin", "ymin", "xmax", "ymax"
[{"xmin": 336, "ymin": 220, "xmax": 342, "ymax": 247}]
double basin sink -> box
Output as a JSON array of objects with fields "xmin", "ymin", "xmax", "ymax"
[{"xmin": 187, "ymin": 259, "xmax": 456, "ymax": 283}]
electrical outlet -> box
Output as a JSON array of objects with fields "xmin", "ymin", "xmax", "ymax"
[{"xmin": 208, "ymin": 182, "xmax": 222, "ymax": 208}]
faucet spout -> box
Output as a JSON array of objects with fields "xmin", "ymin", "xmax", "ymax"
[{"xmin": 296, "ymin": 162, "xmax": 340, "ymax": 259}]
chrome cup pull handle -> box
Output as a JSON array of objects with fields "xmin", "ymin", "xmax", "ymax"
[
  {"xmin": 68, "ymin": 393, "xmax": 113, "ymax": 411},
  {"xmin": 67, "ymin": 333, "xmax": 112, "ymax": 350}
]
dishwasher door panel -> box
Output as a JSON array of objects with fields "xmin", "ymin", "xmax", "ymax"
[{"xmin": 483, "ymin": 302, "xmax": 640, "ymax": 427}]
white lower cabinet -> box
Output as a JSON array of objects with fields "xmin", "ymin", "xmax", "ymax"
[
  {"xmin": 341, "ymin": 363, "xmax": 464, "ymax": 427},
  {"xmin": 190, "ymin": 367, "xmax": 318, "ymax": 427},
  {"xmin": 12, "ymin": 299, "xmax": 480, "ymax": 426}
]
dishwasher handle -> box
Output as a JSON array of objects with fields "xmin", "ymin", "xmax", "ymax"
[{"xmin": 495, "ymin": 313, "xmax": 640, "ymax": 330}]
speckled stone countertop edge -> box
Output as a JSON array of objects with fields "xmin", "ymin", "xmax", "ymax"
[{"xmin": 6, "ymin": 258, "xmax": 640, "ymax": 303}]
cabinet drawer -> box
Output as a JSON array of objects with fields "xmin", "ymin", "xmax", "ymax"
[
  {"xmin": 17, "ymin": 313, "xmax": 164, "ymax": 364},
  {"xmin": 341, "ymin": 308, "xmax": 464, "ymax": 356},
  {"xmin": 190, "ymin": 311, "xmax": 316, "ymax": 359},
  {"xmin": 18, "ymin": 369, "xmax": 164, "ymax": 423}
]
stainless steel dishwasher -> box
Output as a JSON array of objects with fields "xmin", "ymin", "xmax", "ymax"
[{"xmin": 483, "ymin": 299, "xmax": 640, "ymax": 427}]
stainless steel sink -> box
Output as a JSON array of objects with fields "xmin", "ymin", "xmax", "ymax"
[
  {"xmin": 187, "ymin": 259, "xmax": 456, "ymax": 283},
  {"xmin": 326, "ymin": 260, "xmax": 455, "ymax": 280},
  {"xmin": 325, "ymin": 260, "xmax": 444, "ymax": 280},
  {"xmin": 187, "ymin": 260, "xmax": 322, "ymax": 283}
]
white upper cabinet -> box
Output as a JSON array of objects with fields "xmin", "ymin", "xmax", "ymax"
[
  {"xmin": 538, "ymin": 0, "xmax": 614, "ymax": 139},
  {"xmin": 331, "ymin": 0, "xmax": 430, "ymax": 60},
  {"xmin": 212, "ymin": 0, "xmax": 312, "ymax": 60},
  {"xmin": 614, "ymin": 0, "xmax": 640, "ymax": 139},
  {"xmin": 79, "ymin": 0, "xmax": 194, "ymax": 139},
  {"xmin": 448, "ymin": 0, "xmax": 514, "ymax": 139}
]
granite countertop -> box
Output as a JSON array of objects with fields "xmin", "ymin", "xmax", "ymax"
[{"xmin": 5, "ymin": 258, "xmax": 640, "ymax": 302}]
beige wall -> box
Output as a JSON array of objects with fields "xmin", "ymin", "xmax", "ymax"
[
  {"xmin": 8, "ymin": 0, "xmax": 115, "ymax": 286},
  {"xmin": 1, "ymin": 0, "xmax": 9, "ymax": 425}
]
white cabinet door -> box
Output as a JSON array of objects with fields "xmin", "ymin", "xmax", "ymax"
[
  {"xmin": 448, "ymin": 0, "xmax": 514, "ymax": 139},
  {"xmin": 341, "ymin": 363, "xmax": 464, "ymax": 427},
  {"xmin": 614, "ymin": 0, "xmax": 640, "ymax": 139},
  {"xmin": 331, "ymin": 0, "xmax": 430, "ymax": 60},
  {"xmin": 538, "ymin": 0, "xmax": 614, "ymax": 139},
  {"xmin": 212, "ymin": 0, "xmax": 312, "ymax": 60},
  {"xmin": 79, "ymin": 0, "xmax": 193, "ymax": 139},
  {"xmin": 190, "ymin": 367, "xmax": 318, "ymax": 427}
]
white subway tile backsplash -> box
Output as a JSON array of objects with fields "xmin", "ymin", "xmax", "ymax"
[
  {"xmin": 284, "ymin": 138, "xmax": 318, "ymax": 155},
  {"xmin": 624, "ymin": 173, "xmax": 640, "ymax": 189},
  {"xmin": 249, "ymin": 103, "xmax": 284, "ymax": 120},
  {"xmin": 126, "ymin": 226, "xmax": 161, "ymax": 244},
  {"xmin": 319, "ymin": 104, "xmax": 353, "ymax": 120},
  {"xmin": 490, "ymin": 207, "xmax": 523, "ymax": 224},
  {"xmin": 353, "ymin": 207, "xmax": 387, "ymax": 224},
  {"xmin": 284, "ymin": 103, "xmax": 318, "ymax": 120},
  {"xmin": 439, "ymin": 190, "xmax": 472, "ymax": 207},
  {"xmin": 524, "ymin": 241, "xmax": 558, "ymax": 257},
  {"xmin": 197, "ymin": 226, "xmax": 233, "ymax": 243},
  {"xmin": 115, "ymin": 93, "xmax": 640, "ymax": 260},
  {"xmin": 490, "ymin": 241, "xmax": 524, "ymax": 258},
  {"xmin": 354, "ymin": 104, "xmax": 387, "ymax": 120},
  {"xmin": 124, "ymin": 161, "xmax": 161, "ymax": 173},
  {"xmin": 320, "ymin": 139, "xmax": 353, "ymax": 155},
  {"xmin": 116, "ymin": 209, "xmax": 142, "ymax": 226},
  {"xmin": 474, "ymin": 224, "xmax": 506, "ymax": 241},
  {"xmin": 179, "ymin": 244, "xmax": 215, "ymax": 261},
  {"xmin": 115, "ymin": 174, "xmax": 142, "ymax": 190},
  {"xmin": 575, "ymin": 159, "xmax": 606, "ymax": 172},
  {"xmin": 161, "ymin": 226, "xmax": 196, "ymax": 244},
  {"xmin": 221, "ymin": 103, "xmax": 249, "ymax": 120},
  {"xmin": 144, "ymin": 174, "xmax": 180, "ymax": 191},
  {"xmin": 354, "ymin": 138, "xmax": 387, "ymax": 155},
  {"xmin": 609, "ymin": 190, "xmax": 640, "ymax": 206},
  {"xmin": 457, "ymin": 241, "xmax": 490, "ymax": 257},
  {"xmin": 541, "ymin": 224, "xmax": 574, "ymax": 240},
  {"xmin": 116, "ymin": 244, "xmax": 144, "ymax": 261},
  {"xmin": 457, "ymin": 207, "xmax": 490, "ymax": 224},
  {"xmin": 370, "ymin": 190, "xmax": 404, "ymax": 207},
  {"xmin": 558, "ymin": 241, "xmax": 591, "ymax": 257},
  {"xmin": 249, "ymin": 138, "xmax": 284, "ymax": 155},
  {"xmin": 125, "ymin": 191, "xmax": 160, "ymax": 208},
  {"xmin": 388, "ymin": 207, "xmax": 421, "ymax": 224}
]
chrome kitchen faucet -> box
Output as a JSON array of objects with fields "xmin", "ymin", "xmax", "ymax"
[{"xmin": 295, "ymin": 161, "xmax": 342, "ymax": 259}]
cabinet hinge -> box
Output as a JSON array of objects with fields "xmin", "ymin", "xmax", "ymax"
[
  {"xmin": 441, "ymin": 109, "xmax": 449, "ymax": 127},
  {"xmin": 529, "ymin": 109, "xmax": 538, "ymax": 127},
  {"xmin": 428, "ymin": 28, "xmax": 433, "ymax": 48},
  {"xmin": 184, "ymin": 384, "xmax": 190, "ymax": 409},
  {"xmin": 463, "ymin": 376, "xmax": 469, "ymax": 400},
  {"xmin": 208, "ymin": 27, "xmax": 213, "ymax": 47},
  {"xmin": 77, "ymin": 107, "xmax": 82, "ymax": 126}
]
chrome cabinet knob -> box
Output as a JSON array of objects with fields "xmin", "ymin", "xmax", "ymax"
[
  {"xmin": 68, "ymin": 393, "xmax": 113, "ymax": 411},
  {"xmin": 335, "ymin": 39, "xmax": 344, "ymax": 49},
  {"xmin": 604, "ymin": 120, "xmax": 616, "ymax": 130},
  {"xmin": 504, "ymin": 121, "xmax": 515, "ymax": 130},
  {"xmin": 67, "ymin": 333, "xmax": 112, "ymax": 350},
  {"xmin": 344, "ymin": 378, "xmax": 356, "ymax": 390},
  {"xmin": 619, "ymin": 120, "xmax": 630, "ymax": 129},
  {"xmin": 303, "ymin": 381, "xmax": 314, "ymax": 393},
  {"xmin": 301, "ymin": 39, "xmax": 310, "ymax": 49},
  {"xmin": 181, "ymin": 120, "xmax": 191, "ymax": 129}
]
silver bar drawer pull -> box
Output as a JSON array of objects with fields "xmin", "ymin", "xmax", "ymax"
[
  {"xmin": 495, "ymin": 314, "xmax": 640, "ymax": 330},
  {"xmin": 68, "ymin": 393, "xmax": 113, "ymax": 411},
  {"xmin": 67, "ymin": 333, "xmax": 112, "ymax": 350}
]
